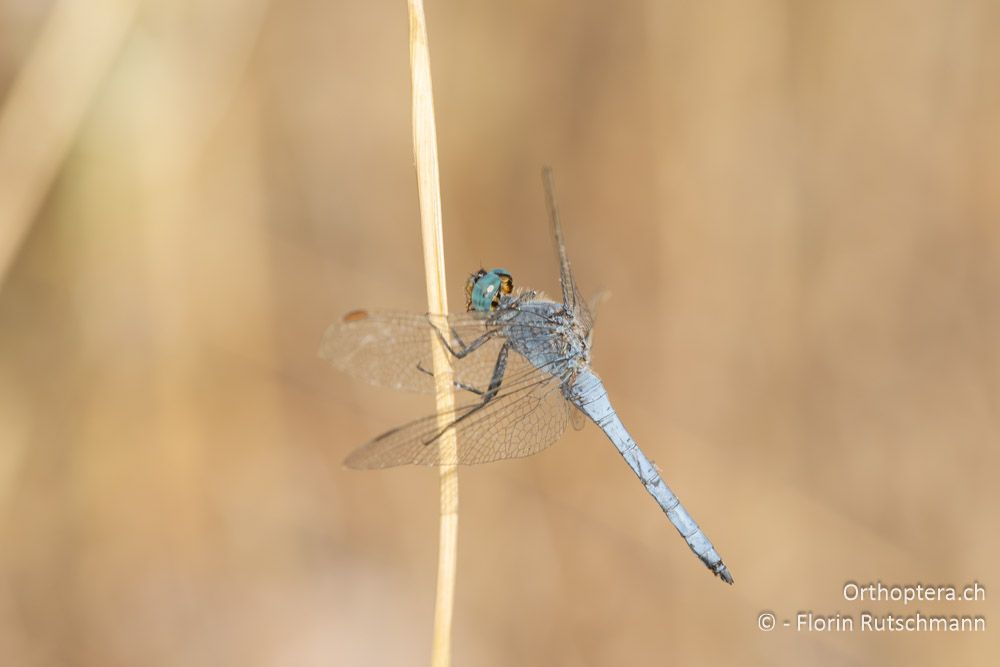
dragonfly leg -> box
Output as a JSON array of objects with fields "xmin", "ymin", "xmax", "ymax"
[
  {"xmin": 480, "ymin": 343, "xmax": 509, "ymax": 403},
  {"xmin": 423, "ymin": 343, "xmax": 511, "ymax": 446},
  {"xmin": 415, "ymin": 361, "xmax": 487, "ymax": 396},
  {"xmin": 416, "ymin": 344, "xmax": 510, "ymax": 402},
  {"xmin": 426, "ymin": 316, "xmax": 494, "ymax": 359}
]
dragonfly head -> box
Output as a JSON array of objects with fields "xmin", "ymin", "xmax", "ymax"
[{"xmin": 465, "ymin": 268, "xmax": 513, "ymax": 312}]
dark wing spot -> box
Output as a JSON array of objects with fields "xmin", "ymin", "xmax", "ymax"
[{"xmin": 343, "ymin": 309, "xmax": 369, "ymax": 322}]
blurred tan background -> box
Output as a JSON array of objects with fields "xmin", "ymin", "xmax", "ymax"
[{"xmin": 1, "ymin": 1, "xmax": 998, "ymax": 665}]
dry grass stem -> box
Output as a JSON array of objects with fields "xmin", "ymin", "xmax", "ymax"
[
  {"xmin": 406, "ymin": 1, "xmax": 459, "ymax": 665},
  {"xmin": 0, "ymin": 0, "xmax": 137, "ymax": 289}
]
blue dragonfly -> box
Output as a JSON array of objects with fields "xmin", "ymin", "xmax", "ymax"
[{"xmin": 321, "ymin": 169, "xmax": 733, "ymax": 584}]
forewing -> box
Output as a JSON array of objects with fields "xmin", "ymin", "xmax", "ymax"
[
  {"xmin": 319, "ymin": 310, "xmax": 500, "ymax": 393},
  {"xmin": 343, "ymin": 352, "xmax": 572, "ymax": 468},
  {"xmin": 542, "ymin": 167, "xmax": 594, "ymax": 333}
]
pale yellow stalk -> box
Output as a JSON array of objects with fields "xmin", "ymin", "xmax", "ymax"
[
  {"xmin": 406, "ymin": 2, "xmax": 458, "ymax": 665},
  {"xmin": 0, "ymin": 0, "xmax": 137, "ymax": 288}
]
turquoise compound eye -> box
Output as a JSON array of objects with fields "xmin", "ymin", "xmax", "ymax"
[{"xmin": 469, "ymin": 268, "xmax": 513, "ymax": 312}]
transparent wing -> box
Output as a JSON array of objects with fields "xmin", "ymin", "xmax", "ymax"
[
  {"xmin": 344, "ymin": 352, "xmax": 573, "ymax": 468},
  {"xmin": 319, "ymin": 309, "xmax": 556, "ymax": 395},
  {"xmin": 542, "ymin": 167, "xmax": 594, "ymax": 333}
]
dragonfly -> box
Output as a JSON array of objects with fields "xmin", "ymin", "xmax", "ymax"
[{"xmin": 320, "ymin": 168, "xmax": 733, "ymax": 584}]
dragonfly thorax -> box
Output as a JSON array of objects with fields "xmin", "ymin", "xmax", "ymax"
[
  {"xmin": 466, "ymin": 268, "xmax": 513, "ymax": 312},
  {"xmin": 493, "ymin": 297, "xmax": 593, "ymax": 381}
]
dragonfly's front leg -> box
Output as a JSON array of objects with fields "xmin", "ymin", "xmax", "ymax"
[
  {"xmin": 425, "ymin": 315, "xmax": 495, "ymax": 360},
  {"xmin": 415, "ymin": 344, "xmax": 510, "ymax": 403},
  {"xmin": 479, "ymin": 343, "xmax": 509, "ymax": 404},
  {"xmin": 415, "ymin": 362, "xmax": 488, "ymax": 397},
  {"xmin": 423, "ymin": 343, "xmax": 511, "ymax": 447}
]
